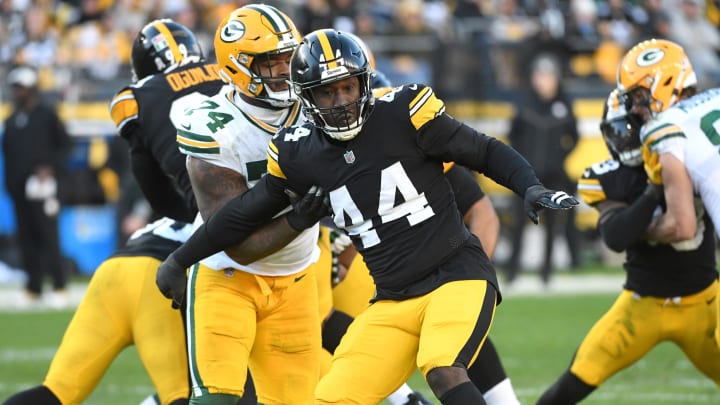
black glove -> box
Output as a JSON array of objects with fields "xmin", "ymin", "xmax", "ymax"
[
  {"xmin": 155, "ymin": 253, "xmax": 187, "ymax": 309},
  {"xmin": 285, "ymin": 185, "xmax": 332, "ymax": 231},
  {"xmin": 523, "ymin": 184, "xmax": 579, "ymax": 225}
]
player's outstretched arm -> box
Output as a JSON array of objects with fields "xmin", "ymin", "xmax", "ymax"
[
  {"xmin": 523, "ymin": 185, "xmax": 579, "ymax": 225},
  {"xmin": 156, "ymin": 178, "xmax": 329, "ymax": 306}
]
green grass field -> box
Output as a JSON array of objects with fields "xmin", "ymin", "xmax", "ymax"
[{"xmin": 1, "ymin": 290, "xmax": 719, "ymax": 404}]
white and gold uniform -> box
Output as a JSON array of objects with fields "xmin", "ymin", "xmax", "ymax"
[
  {"xmin": 170, "ymin": 87, "xmax": 321, "ymax": 404},
  {"xmin": 641, "ymin": 88, "xmax": 720, "ymax": 234}
]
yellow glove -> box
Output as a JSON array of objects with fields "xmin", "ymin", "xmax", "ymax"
[{"xmin": 642, "ymin": 145, "xmax": 663, "ymax": 185}]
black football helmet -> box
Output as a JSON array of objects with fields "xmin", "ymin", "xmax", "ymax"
[
  {"xmin": 131, "ymin": 19, "xmax": 203, "ymax": 82},
  {"xmin": 290, "ymin": 29, "xmax": 374, "ymax": 141},
  {"xmin": 600, "ymin": 89, "xmax": 643, "ymax": 167}
]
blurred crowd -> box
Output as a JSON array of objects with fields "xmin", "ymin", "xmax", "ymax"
[{"xmin": 3, "ymin": 0, "xmax": 720, "ymax": 103}]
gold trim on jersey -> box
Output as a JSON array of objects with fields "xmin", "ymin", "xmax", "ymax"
[
  {"xmin": 317, "ymin": 31, "xmax": 337, "ymax": 70},
  {"xmin": 152, "ymin": 20, "xmax": 183, "ymax": 64},
  {"xmin": 409, "ymin": 87, "xmax": 445, "ymax": 130},
  {"xmin": 643, "ymin": 123, "xmax": 685, "ymax": 150},
  {"xmin": 443, "ymin": 162, "xmax": 454, "ymax": 173},
  {"xmin": 267, "ymin": 141, "xmax": 286, "ymax": 179},
  {"xmin": 109, "ymin": 89, "xmax": 138, "ymax": 133},
  {"xmin": 177, "ymin": 129, "xmax": 221, "ymax": 154},
  {"xmin": 372, "ymin": 87, "xmax": 393, "ymax": 98},
  {"xmin": 577, "ymin": 177, "xmax": 606, "ymax": 205},
  {"xmin": 226, "ymin": 91, "xmax": 302, "ymax": 135}
]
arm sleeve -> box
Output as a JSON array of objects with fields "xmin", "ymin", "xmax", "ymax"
[
  {"xmin": 598, "ymin": 189, "xmax": 661, "ymax": 252},
  {"xmin": 445, "ymin": 164, "xmax": 485, "ymax": 215},
  {"xmin": 418, "ymin": 113, "xmax": 541, "ymax": 197},
  {"xmin": 130, "ymin": 149, "xmax": 197, "ymax": 222},
  {"xmin": 171, "ymin": 174, "xmax": 290, "ymax": 268}
]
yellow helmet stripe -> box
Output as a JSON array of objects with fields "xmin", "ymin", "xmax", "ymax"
[
  {"xmin": 153, "ymin": 20, "xmax": 182, "ymax": 64},
  {"xmin": 246, "ymin": 4, "xmax": 290, "ymax": 33},
  {"xmin": 317, "ymin": 31, "xmax": 337, "ymax": 70}
]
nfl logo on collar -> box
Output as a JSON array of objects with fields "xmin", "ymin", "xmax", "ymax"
[{"xmin": 344, "ymin": 150, "xmax": 356, "ymax": 164}]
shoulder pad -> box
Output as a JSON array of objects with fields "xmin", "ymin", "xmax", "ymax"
[
  {"xmin": 641, "ymin": 121, "xmax": 685, "ymax": 152},
  {"xmin": 109, "ymin": 88, "xmax": 138, "ymax": 134},
  {"xmin": 376, "ymin": 84, "xmax": 445, "ymax": 130},
  {"xmin": 577, "ymin": 159, "xmax": 620, "ymax": 205},
  {"xmin": 172, "ymin": 93, "xmax": 224, "ymax": 156}
]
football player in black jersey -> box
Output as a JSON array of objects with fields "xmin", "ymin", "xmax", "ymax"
[
  {"xmin": 537, "ymin": 89, "xmax": 720, "ymax": 405},
  {"xmin": 157, "ymin": 29, "xmax": 578, "ymax": 404},
  {"xmin": 2, "ymin": 20, "xmax": 235, "ymax": 405},
  {"xmin": 321, "ymin": 34, "xmax": 521, "ymax": 405}
]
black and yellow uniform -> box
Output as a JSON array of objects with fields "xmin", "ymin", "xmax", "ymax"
[
  {"xmin": 173, "ymin": 84, "xmax": 543, "ymax": 403},
  {"xmin": 538, "ymin": 160, "xmax": 720, "ymax": 404},
  {"xmin": 3, "ymin": 219, "xmax": 193, "ymax": 405},
  {"xmin": 109, "ymin": 61, "xmax": 224, "ymax": 222}
]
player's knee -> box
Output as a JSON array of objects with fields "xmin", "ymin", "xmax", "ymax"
[{"xmin": 425, "ymin": 366, "xmax": 470, "ymax": 398}]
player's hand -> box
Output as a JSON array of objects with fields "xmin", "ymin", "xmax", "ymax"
[
  {"xmin": 155, "ymin": 253, "xmax": 187, "ymax": 309},
  {"xmin": 642, "ymin": 146, "xmax": 663, "ymax": 185},
  {"xmin": 523, "ymin": 184, "xmax": 579, "ymax": 225},
  {"xmin": 285, "ymin": 185, "xmax": 332, "ymax": 231}
]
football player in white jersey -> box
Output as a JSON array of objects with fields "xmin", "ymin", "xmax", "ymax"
[
  {"xmin": 163, "ymin": 5, "xmax": 324, "ymax": 405},
  {"xmin": 617, "ymin": 38, "xmax": 720, "ymax": 241}
]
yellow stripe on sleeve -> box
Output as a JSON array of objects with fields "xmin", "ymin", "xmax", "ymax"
[
  {"xmin": 267, "ymin": 141, "xmax": 286, "ymax": 179},
  {"xmin": 409, "ymin": 87, "xmax": 445, "ymax": 130},
  {"xmin": 643, "ymin": 123, "xmax": 683, "ymax": 150},
  {"xmin": 577, "ymin": 178, "xmax": 606, "ymax": 205},
  {"xmin": 443, "ymin": 162, "xmax": 455, "ymax": 173},
  {"xmin": 109, "ymin": 90, "xmax": 138, "ymax": 132}
]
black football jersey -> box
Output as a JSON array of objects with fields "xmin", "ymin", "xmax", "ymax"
[
  {"xmin": 262, "ymin": 84, "xmax": 539, "ymax": 299},
  {"xmin": 109, "ymin": 62, "xmax": 224, "ymax": 221},
  {"xmin": 578, "ymin": 159, "xmax": 716, "ymax": 297},
  {"xmin": 112, "ymin": 218, "xmax": 192, "ymax": 261}
]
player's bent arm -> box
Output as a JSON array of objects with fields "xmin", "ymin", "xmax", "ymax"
[
  {"xmin": 417, "ymin": 114, "xmax": 541, "ymax": 196},
  {"xmin": 187, "ymin": 156, "xmax": 301, "ymax": 264},
  {"xmin": 130, "ymin": 150, "xmax": 197, "ymax": 222},
  {"xmin": 465, "ymin": 197, "xmax": 499, "ymax": 259},
  {"xmin": 445, "ymin": 164, "xmax": 500, "ymax": 258},
  {"xmin": 169, "ymin": 174, "xmax": 292, "ymax": 269},
  {"xmin": 646, "ymin": 153, "xmax": 697, "ymax": 243},
  {"xmin": 595, "ymin": 184, "xmax": 661, "ymax": 252}
]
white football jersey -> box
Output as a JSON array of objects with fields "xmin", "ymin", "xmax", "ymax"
[
  {"xmin": 641, "ymin": 88, "xmax": 720, "ymax": 234},
  {"xmin": 169, "ymin": 87, "xmax": 319, "ymax": 276}
]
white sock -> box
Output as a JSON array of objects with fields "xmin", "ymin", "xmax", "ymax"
[
  {"xmin": 483, "ymin": 378, "xmax": 521, "ymax": 405},
  {"xmin": 387, "ymin": 383, "xmax": 415, "ymax": 405},
  {"xmin": 138, "ymin": 393, "xmax": 160, "ymax": 405}
]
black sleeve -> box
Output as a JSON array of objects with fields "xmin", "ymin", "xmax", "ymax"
[
  {"xmin": 445, "ymin": 165, "xmax": 484, "ymax": 216},
  {"xmin": 130, "ymin": 149, "xmax": 197, "ymax": 222},
  {"xmin": 418, "ymin": 113, "xmax": 541, "ymax": 197},
  {"xmin": 171, "ymin": 174, "xmax": 291, "ymax": 268},
  {"xmin": 598, "ymin": 188, "xmax": 661, "ymax": 252}
]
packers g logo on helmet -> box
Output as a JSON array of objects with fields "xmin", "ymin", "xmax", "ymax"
[
  {"xmin": 636, "ymin": 48, "xmax": 664, "ymax": 67},
  {"xmin": 213, "ymin": 4, "xmax": 300, "ymax": 107},
  {"xmin": 220, "ymin": 20, "xmax": 245, "ymax": 43},
  {"xmin": 617, "ymin": 39, "xmax": 696, "ymax": 113}
]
